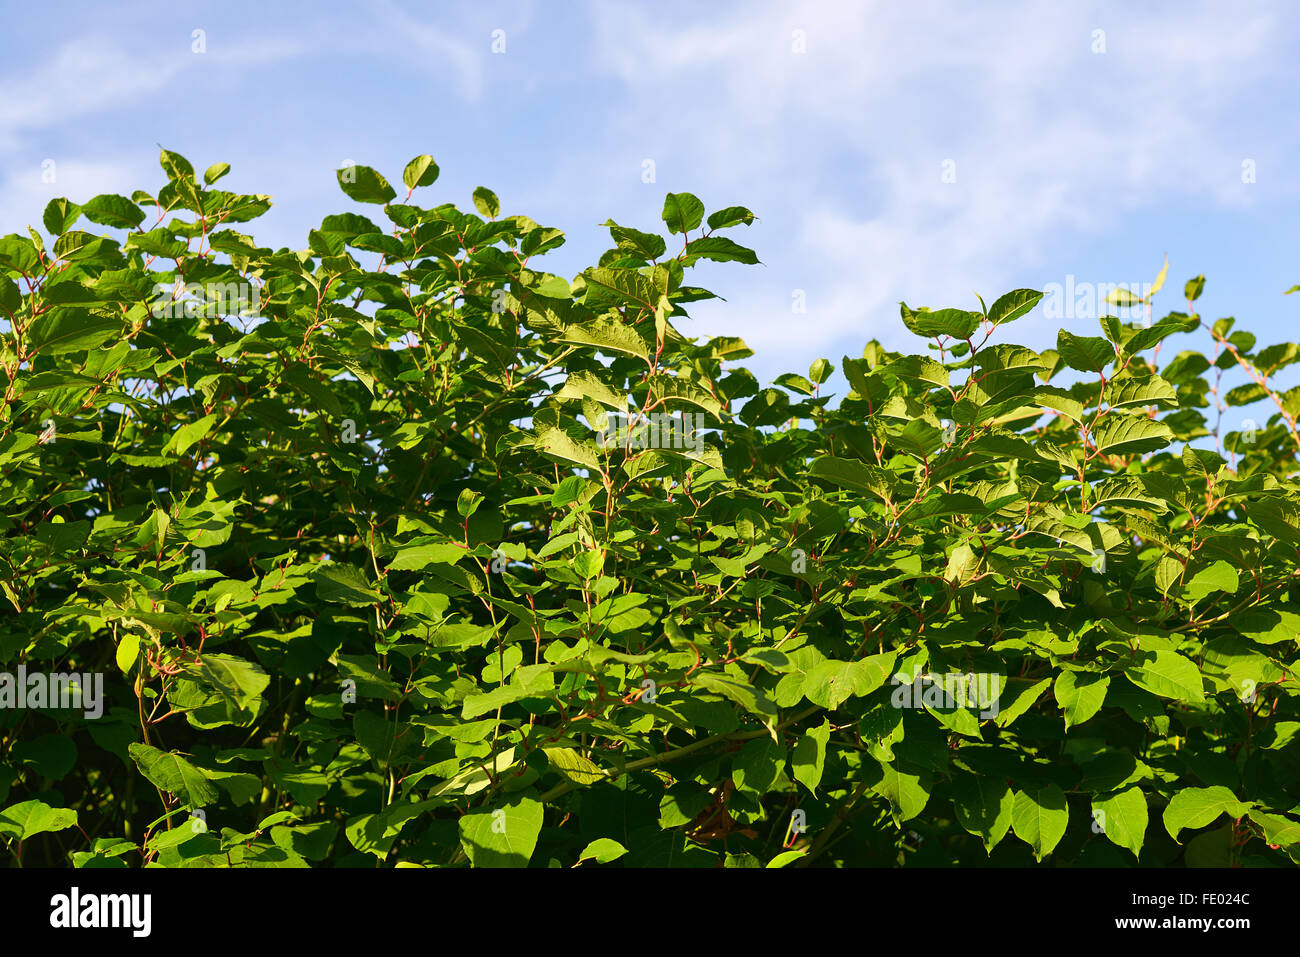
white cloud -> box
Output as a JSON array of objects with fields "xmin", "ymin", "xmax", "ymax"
[
  {"xmin": 0, "ymin": 0, "xmax": 1291, "ymax": 381},
  {"xmin": 0, "ymin": 30, "xmax": 315, "ymax": 154},
  {"xmin": 366, "ymin": 0, "xmax": 486, "ymax": 100},
  {"xmin": 582, "ymin": 0, "xmax": 1296, "ymax": 370},
  {"xmin": 0, "ymin": 159, "xmax": 138, "ymax": 237},
  {"xmin": 0, "ymin": 42, "xmax": 187, "ymax": 153}
]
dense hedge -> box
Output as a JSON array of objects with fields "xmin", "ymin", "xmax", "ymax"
[{"xmin": 1, "ymin": 151, "xmax": 1298, "ymax": 867}]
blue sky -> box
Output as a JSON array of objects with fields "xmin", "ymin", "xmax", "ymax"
[{"xmin": 2, "ymin": 0, "xmax": 1298, "ymax": 405}]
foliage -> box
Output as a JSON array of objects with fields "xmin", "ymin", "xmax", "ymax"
[{"xmin": 1, "ymin": 151, "xmax": 1298, "ymax": 867}]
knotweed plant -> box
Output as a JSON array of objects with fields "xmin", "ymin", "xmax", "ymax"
[{"xmin": 0, "ymin": 151, "xmax": 1297, "ymax": 867}]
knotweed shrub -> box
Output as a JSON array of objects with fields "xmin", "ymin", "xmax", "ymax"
[{"xmin": 1, "ymin": 151, "xmax": 1298, "ymax": 868}]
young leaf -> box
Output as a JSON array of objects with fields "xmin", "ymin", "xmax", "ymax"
[
  {"xmin": 1163, "ymin": 786, "xmax": 1252, "ymax": 843},
  {"xmin": 472, "ymin": 187, "xmax": 500, "ymax": 219},
  {"xmin": 403, "ymin": 154, "xmax": 440, "ymax": 189},
  {"xmin": 338, "ymin": 165, "xmax": 396, "ymax": 204},
  {"xmin": 127, "ymin": 744, "xmax": 220, "ymax": 808},
  {"xmin": 458, "ymin": 797, "xmax": 543, "ymax": 867},
  {"xmin": 1012, "ymin": 785, "xmax": 1069, "ymax": 861},
  {"xmin": 987, "ymin": 288, "xmax": 1043, "ymax": 326},
  {"xmin": 661, "ymin": 192, "xmax": 705, "ymax": 235}
]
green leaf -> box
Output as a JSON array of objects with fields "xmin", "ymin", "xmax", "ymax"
[
  {"xmin": 402, "ymin": 155, "xmax": 440, "ymax": 190},
  {"xmin": 944, "ymin": 543, "xmax": 978, "ymax": 585},
  {"xmin": 643, "ymin": 374, "xmax": 722, "ymax": 417},
  {"xmin": 1054, "ymin": 671, "xmax": 1109, "ymax": 730},
  {"xmin": 544, "ymin": 747, "xmax": 604, "ymax": 786},
  {"xmin": 1057, "ymin": 330, "xmax": 1114, "ymax": 373},
  {"xmin": 577, "ymin": 838, "xmax": 628, "ymax": 864},
  {"xmin": 706, "ymin": 206, "xmax": 755, "ymax": 230},
  {"xmin": 1163, "ymin": 786, "xmax": 1252, "ymax": 842},
  {"xmin": 900, "ymin": 303, "xmax": 980, "ymax": 340},
  {"xmin": 461, "ymin": 664, "xmax": 554, "ymax": 720},
  {"xmin": 456, "ymin": 488, "xmax": 484, "ymax": 518},
  {"xmin": 766, "ymin": 849, "xmax": 806, "ymax": 868},
  {"xmin": 987, "ymin": 288, "xmax": 1043, "ymax": 326},
  {"xmin": 556, "ymin": 370, "xmax": 626, "ymax": 408},
  {"xmin": 27, "ymin": 308, "xmax": 121, "ymax": 355},
  {"xmin": 313, "ymin": 563, "xmax": 381, "ymax": 605},
  {"xmin": 458, "ymin": 797, "xmax": 543, "ymax": 867},
  {"xmin": 0, "ymin": 274, "xmax": 18, "ymax": 313},
  {"xmin": 53, "ymin": 230, "xmax": 105, "ymax": 261},
  {"xmin": 1092, "ymin": 786, "xmax": 1148, "ymax": 859},
  {"xmin": 159, "ymin": 148, "xmax": 195, "ymax": 181},
  {"xmin": 165, "ymin": 413, "xmax": 218, "ymax": 457},
  {"xmin": 694, "ymin": 671, "xmax": 778, "ymax": 720},
  {"xmin": 731, "ymin": 737, "xmax": 785, "ymax": 794},
  {"xmin": 1012, "ymin": 785, "xmax": 1069, "ymax": 861},
  {"xmin": 472, "ymin": 187, "xmax": 500, "ymax": 219},
  {"xmin": 1236, "ymin": 607, "xmax": 1300, "ymax": 645},
  {"xmin": 116, "ymin": 633, "xmax": 141, "ymax": 674},
  {"xmin": 0, "ymin": 800, "xmax": 78, "ymax": 840},
  {"xmin": 1092, "ymin": 414, "xmax": 1174, "ymax": 456},
  {"xmin": 685, "ymin": 237, "xmax": 759, "ymax": 265},
  {"xmin": 338, "ymin": 164, "xmax": 396, "ymax": 204},
  {"xmin": 802, "ymin": 652, "xmax": 896, "ymax": 710},
  {"xmin": 1107, "ymin": 376, "xmax": 1177, "ymax": 409},
  {"xmin": 427, "ymin": 749, "xmax": 518, "ymax": 798},
  {"xmin": 353, "ymin": 710, "xmax": 398, "ymax": 767},
  {"xmin": 345, "ymin": 800, "xmax": 438, "ymax": 858},
  {"xmin": 791, "ymin": 719, "xmax": 830, "ymax": 794},
  {"xmin": 1089, "ymin": 477, "xmax": 1169, "ymax": 513},
  {"xmin": 534, "ymin": 428, "xmax": 602, "ymax": 470},
  {"xmin": 127, "ymin": 743, "xmax": 220, "ymax": 808},
  {"xmin": 953, "ymin": 774, "xmax": 1014, "ymax": 853},
  {"xmin": 42, "ymin": 197, "xmax": 81, "ymax": 235},
  {"xmin": 81, "ymin": 194, "xmax": 146, "ymax": 230},
  {"xmin": 1248, "ymin": 810, "xmax": 1300, "ymax": 848},
  {"xmin": 1124, "ymin": 314, "xmax": 1198, "ymax": 355},
  {"xmin": 1123, "ymin": 650, "xmax": 1204, "ymax": 703},
  {"xmin": 884, "ymin": 354, "xmax": 949, "ymax": 389},
  {"xmin": 807, "ymin": 456, "xmax": 895, "ymax": 500},
  {"xmin": 11, "ymin": 741, "xmax": 75, "ymax": 782},
  {"xmin": 1106, "ymin": 287, "xmax": 1142, "ymax": 307},
  {"xmin": 603, "ymin": 221, "xmax": 667, "ymax": 260},
  {"xmin": 993, "ymin": 677, "xmax": 1050, "ymax": 729},
  {"xmin": 557, "ymin": 317, "xmax": 653, "ymax": 360},
  {"xmin": 388, "ymin": 543, "xmax": 466, "ymax": 570},
  {"xmin": 203, "ymin": 162, "xmax": 231, "ymax": 186},
  {"xmin": 1184, "ymin": 560, "xmax": 1238, "ymax": 603},
  {"xmin": 661, "ymin": 192, "xmax": 705, "ymax": 234},
  {"xmin": 872, "ymin": 760, "xmax": 931, "ymax": 824},
  {"xmin": 203, "ymin": 768, "xmax": 261, "ymax": 805},
  {"xmin": 1224, "ymin": 383, "xmax": 1267, "ymax": 406},
  {"xmin": 581, "ymin": 266, "xmax": 660, "ymax": 312}
]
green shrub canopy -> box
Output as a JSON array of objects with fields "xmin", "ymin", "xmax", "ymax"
[{"xmin": 1, "ymin": 151, "xmax": 1297, "ymax": 868}]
